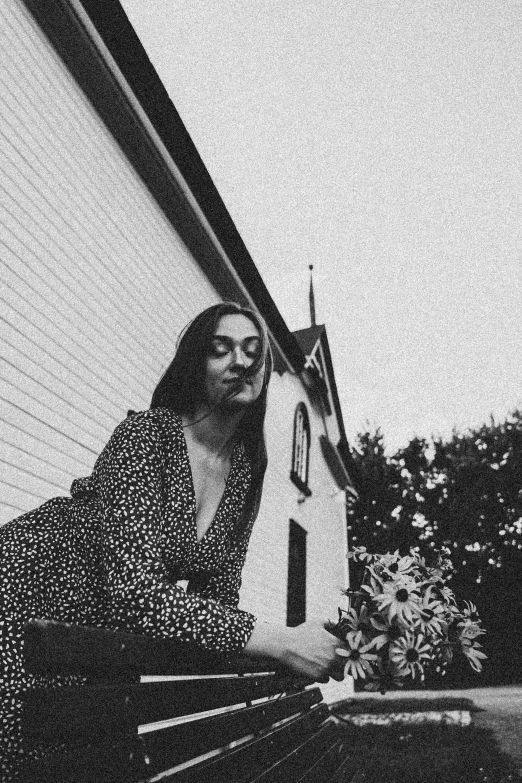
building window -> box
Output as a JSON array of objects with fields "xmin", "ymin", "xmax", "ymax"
[
  {"xmin": 287, "ymin": 520, "xmax": 307, "ymax": 627},
  {"xmin": 291, "ymin": 403, "xmax": 311, "ymax": 496}
]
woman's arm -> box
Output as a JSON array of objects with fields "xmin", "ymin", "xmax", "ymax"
[{"xmin": 244, "ymin": 621, "xmax": 347, "ymax": 683}]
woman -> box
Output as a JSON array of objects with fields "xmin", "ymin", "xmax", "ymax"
[{"xmin": 0, "ymin": 301, "xmax": 345, "ymax": 776}]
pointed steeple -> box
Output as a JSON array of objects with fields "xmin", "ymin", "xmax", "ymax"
[{"xmin": 308, "ymin": 264, "xmax": 316, "ymax": 327}]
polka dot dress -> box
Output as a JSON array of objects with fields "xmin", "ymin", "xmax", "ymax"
[{"xmin": 0, "ymin": 409, "xmax": 257, "ymax": 778}]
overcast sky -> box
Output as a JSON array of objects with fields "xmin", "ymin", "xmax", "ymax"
[{"xmin": 120, "ymin": 0, "xmax": 522, "ymax": 453}]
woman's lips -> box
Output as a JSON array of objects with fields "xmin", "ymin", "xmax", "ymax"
[{"xmin": 224, "ymin": 377, "xmax": 251, "ymax": 385}]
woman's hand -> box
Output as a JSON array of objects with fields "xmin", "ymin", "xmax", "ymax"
[
  {"xmin": 243, "ymin": 620, "xmax": 347, "ymax": 682},
  {"xmin": 282, "ymin": 622, "xmax": 347, "ymax": 682}
]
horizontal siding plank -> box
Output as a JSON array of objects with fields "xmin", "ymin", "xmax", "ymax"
[
  {"xmin": 0, "ymin": 478, "xmax": 48, "ymax": 510},
  {"xmin": 0, "ymin": 299, "xmax": 129, "ymax": 411},
  {"xmin": 0, "ymin": 502, "xmax": 26, "ymax": 526},
  {"xmin": 0, "ymin": 14, "xmax": 215, "ymax": 326},
  {"xmin": 0, "ymin": 233, "xmax": 160, "ymax": 385},
  {"xmin": 0, "ymin": 333, "xmax": 117, "ymax": 430},
  {"xmin": 1, "ymin": 375, "xmax": 103, "ymax": 453},
  {"xmin": 1, "ymin": 359, "xmax": 109, "ymax": 443},
  {"xmin": 1, "ymin": 439, "xmax": 75, "ymax": 491},
  {"xmin": 0, "ymin": 158, "xmax": 163, "ymax": 379},
  {"xmin": 0, "ymin": 398, "xmax": 97, "ymax": 468},
  {"xmin": 0, "ymin": 418, "xmax": 89, "ymax": 476},
  {"xmin": 0, "ymin": 314, "xmax": 124, "ymax": 420},
  {"xmin": 2, "ymin": 460, "xmax": 69, "ymax": 502},
  {"xmin": 0, "ymin": 84, "xmax": 188, "ymax": 337},
  {"xmin": 0, "ymin": 120, "xmax": 177, "ymax": 361}
]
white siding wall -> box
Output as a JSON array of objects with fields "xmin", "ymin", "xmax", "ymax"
[
  {"xmin": 0, "ymin": 0, "xmax": 219, "ymax": 524},
  {"xmin": 241, "ymin": 372, "xmax": 349, "ymax": 625},
  {"xmin": 0, "ymin": 3, "xmax": 350, "ymax": 698}
]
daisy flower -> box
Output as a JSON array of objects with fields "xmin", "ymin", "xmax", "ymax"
[
  {"xmin": 430, "ymin": 579, "xmax": 455, "ymax": 604},
  {"xmin": 445, "ymin": 601, "xmax": 462, "ymax": 621},
  {"xmin": 461, "ymin": 601, "xmax": 481, "ymax": 623},
  {"xmin": 369, "ymin": 614, "xmax": 403, "ymax": 650},
  {"xmin": 364, "ymin": 660, "xmax": 406, "ymax": 694},
  {"xmin": 380, "ymin": 552, "xmax": 415, "ymax": 579},
  {"xmin": 409, "ymin": 549, "xmax": 430, "ymax": 575},
  {"xmin": 458, "ymin": 619, "xmax": 485, "ymax": 641},
  {"xmin": 335, "ymin": 630, "xmax": 378, "ymax": 680},
  {"xmin": 341, "ymin": 604, "xmax": 371, "ymax": 636},
  {"xmin": 390, "ymin": 633, "xmax": 432, "ymax": 679},
  {"xmin": 349, "ymin": 546, "xmax": 376, "ymax": 564},
  {"xmin": 461, "ymin": 638, "xmax": 487, "ymax": 672},
  {"xmin": 372, "ymin": 578, "xmax": 422, "ymax": 625},
  {"xmin": 416, "ymin": 590, "xmax": 446, "ymax": 636},
  {"xmin": 361, "ymin": 570, "xmax": 385, "ymax": 597}
]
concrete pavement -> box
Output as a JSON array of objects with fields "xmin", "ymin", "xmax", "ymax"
[{"xmin": 352, "ymin": 685, "xmax": 522, "ymax": 767}]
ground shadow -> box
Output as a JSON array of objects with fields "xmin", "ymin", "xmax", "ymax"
[{"xmin": 332, "ymin": 718, "xmax": 520, "ymax": 782}]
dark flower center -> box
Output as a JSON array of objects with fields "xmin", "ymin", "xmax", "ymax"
[
  {"xmin": 405, "ymin": 649, "xmax": 419, "ymax": 662},
  {"xmin": 423, "ymin": 609, "xmax": 434, "ymax": 620},
  {"xmin": 396, "ymin": 588, "xmax": 409, "ymax": 602},
  {"xmin": 350, "ymin": 649, "xmax": 361, "ymax": 660},
  {"xmin": 389, "ymin": 563, "xmax": 399, "ymax": 573}
]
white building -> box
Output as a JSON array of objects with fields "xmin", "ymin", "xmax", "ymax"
[{"xmin": 0, "ymin": 0, "xmax": 356, "ymax": 691}]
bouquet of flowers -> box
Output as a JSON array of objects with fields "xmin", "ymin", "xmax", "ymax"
[{"xmin": 328, "ymin": 546, "xmax": 487, "ymax": 694}]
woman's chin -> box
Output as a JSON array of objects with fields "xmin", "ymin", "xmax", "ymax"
[{"xmin": 220, "ymin": 389, "xmax": 257, "ymax": 411}]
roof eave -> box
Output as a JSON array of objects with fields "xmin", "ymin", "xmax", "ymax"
[{"xmin": 54, "ymin": 0, "xmax": 306, "ymax": 373}]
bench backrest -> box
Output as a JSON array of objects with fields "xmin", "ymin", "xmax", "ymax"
[{"xmin": 22, "ymin": 620, "xmax": 352, "ymax": 783}]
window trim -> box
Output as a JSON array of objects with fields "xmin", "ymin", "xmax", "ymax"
[{"xmin": 290, "ymin": 403, "xmax": 311, "ymax": 497}]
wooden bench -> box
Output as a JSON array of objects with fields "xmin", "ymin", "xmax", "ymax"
[{"xmin": 21, "ymin": 620, "xmax": 356, "ymax": 782}]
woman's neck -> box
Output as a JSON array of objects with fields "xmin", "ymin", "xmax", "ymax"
[{"xmin": 181, "ymin": 407, "xmax": 244, "ymax": 459}]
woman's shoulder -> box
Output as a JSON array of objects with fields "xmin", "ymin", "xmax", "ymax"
[
  {"xmin": 124, "ymin": 407, "xmax": 181, "ymax": 428},
  {"xmin": 107, "ymin": 408, "xmax": 183, "ymax": 450}
]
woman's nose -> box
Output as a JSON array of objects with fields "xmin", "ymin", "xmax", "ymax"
[{"xmin": 230, "ymin": 347, "xmax": 246, "ymax": 367}]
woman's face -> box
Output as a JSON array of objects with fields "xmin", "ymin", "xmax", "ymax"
[{"xmin": 205, "ymin": 314, "xmax": 265, "ymax": 410}]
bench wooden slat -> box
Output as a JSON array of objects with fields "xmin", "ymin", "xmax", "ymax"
[
  {"xmin": 24, "ymin": 619, "xmax": 276, "ymax": 676},
  {"xmin": 328, "ymin": 745, "xmax": 360, "ymax": 783},
  {"xmin": 293, "ymin": 737, "xmax": 351, "ymax": 783},
  {"xmin": 141, "ymin": 688, "xmax": 324, "ymax": 776},
  {"xmin": 21, "ymin": 696, "xmax": 328, "ymax": 783},
  {"xmin": 251, "ymin": 721, "xmax": 340, "ymax": 783},
  {"xmin": 172, "ymin": 704, "xmax": 331, "ymax": 783},
  {"xmin": 20, "ymin": 737, "xmax": 144, "ymax": 783},
  {"xmin": 23, "ymin": 675, "xmax": 315, "ymax": 745}
]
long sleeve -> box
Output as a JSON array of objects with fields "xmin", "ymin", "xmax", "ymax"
[{"xmin": 96, "ymin": 414, "xmax": 256, "ymax": 653}]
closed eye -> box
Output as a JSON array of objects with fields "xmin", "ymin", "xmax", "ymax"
[
  {"xmin": 242, "ymin": 338, "xmax": 262, "ymax": 359},
  {"xmin": 209, "ymin": 336, "xmax": 261, "ymax": 359},
  {"xmin": 208, "ymin": 341, "xmax": 229, "ymax": 357}
]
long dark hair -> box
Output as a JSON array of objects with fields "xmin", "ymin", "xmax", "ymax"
[{"xmin": 150, "ymin": 302, "xmax": 273, "ymax": 527}]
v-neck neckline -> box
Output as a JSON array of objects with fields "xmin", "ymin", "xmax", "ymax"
[{"xmin": 177, "ymin": 415, "xmax": 238, "ymax": 546}]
